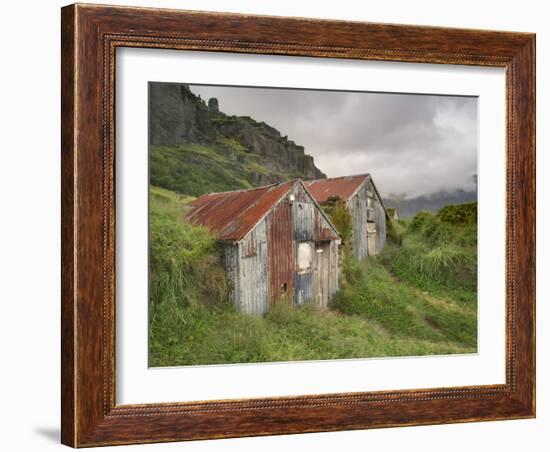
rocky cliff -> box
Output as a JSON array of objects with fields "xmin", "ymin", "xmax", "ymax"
[{"xmin": 149, "ymin": 83, "xmax": 325, "ymax": 196}]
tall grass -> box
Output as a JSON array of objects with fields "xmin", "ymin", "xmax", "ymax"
[
  {"xmin": 150, "ymin": 298, "xmax": 471, "ymax": 367},
  {"xmin": 332, "ymin": 256, "xmax": 477, "ymax": 348},
  {"xmin": 379, "ymin": 206, "xmax": 477, "ymax": 305},
  {"xmin": 149, "ymin": 186, "xmax": 232, "ymax": 363},
  {"xmin": 149, "ymin": 188, "xmax": 478, "ymax": 366}
]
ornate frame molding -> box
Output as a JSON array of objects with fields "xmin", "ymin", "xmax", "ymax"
[{"xmin": 61, "ymin": 4, "xmax": 535, "ymax": 447}]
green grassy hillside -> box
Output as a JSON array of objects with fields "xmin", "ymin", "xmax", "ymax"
[
  {"xmin": 150, "ymin": 140, "xmax": 309, "ymax": 198},
  {"xmin": 380, "ymin": 203, "xmax": 477, "ymax": 304},
  {"xmin": 149, "ymin": 187, "xmax": 229, "ymax": 317},
  {"xmin": 149, "ymin": 187, "xmax": 478, "ymax": 366},
  {"xmin": 327, "ymin": 204, "xmax": 477, "ymax": 354}
]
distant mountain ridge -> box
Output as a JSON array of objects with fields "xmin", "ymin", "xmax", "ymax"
[
  {"xmin": 383, "ymin": 190, "xmax": 478, "ymax": 218},
  {"xmin": 149, "ymin": 83, "xmax": 325, "ymax": 196}
]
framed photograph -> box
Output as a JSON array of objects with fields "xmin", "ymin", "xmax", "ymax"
[{"xmin": 61, "ymin": 3, "xmax": 535, "ymax": 447}]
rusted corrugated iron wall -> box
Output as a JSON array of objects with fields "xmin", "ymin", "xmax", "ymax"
[
  {"xmin": 235, "ymin": 219, "xmax": 269, "ymax": 315},
  {"xmin": 267, "ymin": 198, "xmax": 294, "ymax": 305}
]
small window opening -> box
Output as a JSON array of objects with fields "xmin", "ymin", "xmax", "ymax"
[{"xmin": 297, "ymin": 242, "xmax": 313, "ymax": 273}]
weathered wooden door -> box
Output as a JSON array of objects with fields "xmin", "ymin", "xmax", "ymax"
[
  {"xmin": 294, "ymin": 241, "xmax": 314, "ymax": 305},
  {"xmin": 367, "ymin": 222, "xmax": 378, "ymax": 255},
  {"xmin": 314, "ymin": 242, "xmax": 330, "ymax": 309}
]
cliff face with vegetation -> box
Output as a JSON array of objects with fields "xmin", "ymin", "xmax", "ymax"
[{"xmin": 149, "ymin": 83, "xmax": 325, "ymax": 196}]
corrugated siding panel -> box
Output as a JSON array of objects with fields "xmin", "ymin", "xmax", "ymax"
[
  {"xmin": 292, "ymin": 202, "xmax": 315, "ymax": 241},
  {"xmin": 294, "ymin": 271, "xmax": 314, "ymax": 305},
  {"xmin": 267, "ymin": 199, "xmax": 294, "ymax": 305},
  {"xmin": 313, "ymin": 208, "xmax": 339, "ymax": 241},
  {"xmin": 237, "ymin": 220, "xmax": 268, "ymax": 315}
]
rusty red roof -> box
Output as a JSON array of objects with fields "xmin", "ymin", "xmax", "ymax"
[
  {"xmin": 187, "ymin": 181, "xmax": 294, "ymax": 242},
  {"xmin": 304, "ymin": 174, "xmax": 369, "ymax": 203}
]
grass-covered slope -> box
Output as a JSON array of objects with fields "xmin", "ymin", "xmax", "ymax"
[
  {"xmin": 150, "ymin": 138, "xmax": 307, "ymax": 197},
  {"xmin": 332, "ymin": 256, "xmax": 476, "ymax": 351},
  {"xmin": 380, "ymin": 203, "xmax": 477, "ymax": 304},
  {"xmin": 149, "ymin": 188, "xmax": 478, "ymax": 366},
  {"xmin": 148, "ymin": 186, "xmax": 231, "ymax": 362},
  {"xmin": 331, "ymin": 203, "xmax": 477, "ymax": 354}
]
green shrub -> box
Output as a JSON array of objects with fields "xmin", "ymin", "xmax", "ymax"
[
  {"xmin": 437, "ymin": 202, "xmax": 477, "ymax": 225},
  {"xmin": 386, "ymin": 218, "xmax": 404, "ymax": 246},
  {"xmin": 322, "ymin": 196, "xmax": 352, "ymax": 242},
  {"xmin": 379, "ymin": 204, "xmax": 477, "ymax": 304}
]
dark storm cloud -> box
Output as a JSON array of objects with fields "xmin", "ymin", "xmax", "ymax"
[{"xmin": 191, "ymin": 84, "xmax": 477, "ymax": 198}]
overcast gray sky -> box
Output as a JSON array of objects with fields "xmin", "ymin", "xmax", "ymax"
[{"xmin": 191, "ymin": 84, "xmax": 478, "ymax": 198}]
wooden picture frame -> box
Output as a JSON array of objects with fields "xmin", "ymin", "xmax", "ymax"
[{"xmin": 61, "ymin": 3, "xmax": 535, "ymax": 447}]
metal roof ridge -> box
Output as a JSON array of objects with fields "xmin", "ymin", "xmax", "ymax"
[
  {"xmin": 234, "ymin": 181, "xmax": 289, "ymax": 217},
  {"xmin": 232, "ymin": 180, "xmax": 296, "ymax": 243},
  {"xmin": 305, "ymin": 173, "xmax": 371, "ymax": 183}
]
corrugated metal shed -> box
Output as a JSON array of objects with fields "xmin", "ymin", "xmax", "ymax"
[{"xmin": 188, "ymin": 179, "xmax": 342, "ymax": 314}]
